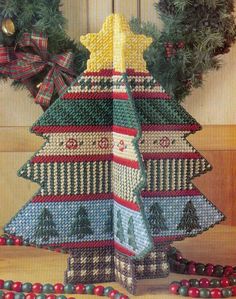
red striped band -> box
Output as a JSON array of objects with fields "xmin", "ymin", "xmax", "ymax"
[
  {"xmin": 84, "ymin": 69, "xmax": 150, "ymax": 77},
  {"xmin": 112, "ymin": 125, "xmax": 137, "ymax": 136},
  {"xmin": 48, "ymin": 240, "xmax": 114, "ymax": 249},
  {"xmin": 141, "ymin": 189, "xmax": 201, "ymax": 198},
  {"xmin": 114, "ymin": 242, "xmax": 135, "ymax": 257},
  {"xmin": 32, "ymin": 193, "xmax": 113, "ymax": 203},
  {"xmin": 32, "ymin": 124, "xmax": 201, "ymax": 134},
  {"xmin": 142, "ymin": 152, "xmax": 202, "ymax": 160},
  {"xmin": 114, "ymin": 194, "xmax": 140, "ymax": 211},
  {"xmin": 113, "ymin": 155, "xmax": 139, "ymax": 169},
  {"xmin": 31, "ymin": 154, "xmax": 113, "ymax": 163}
]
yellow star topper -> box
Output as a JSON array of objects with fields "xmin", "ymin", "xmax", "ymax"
[{"xmin": 80, "ymin": 14, "xmax": 153, "ymax": 73}]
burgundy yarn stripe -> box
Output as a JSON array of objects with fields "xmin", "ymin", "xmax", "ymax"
[
  {"xmin": 141, "ymin": 189, "xmax": 201, "ymax": 198},
  {"xmin": 114, "ymin": 194, "xmax": 140, "ymax": 211},
  {"xmin": 31, "ymin": 154, "xmax": 113, "ymax": 163},
  {"xmin": 113, "ymin": 156, "xmax": 139, "ymax": 169},
  {"xmin": 142, "ymin": 124, "xmax": 201, "ymax": 132},
  {"xmin": 113, "ymin": 125, "xmax": 137, "ymax": 136},
  {"xmin": 32, "ymin": 193, "xmax": 113, "ymax": 202},
  {"xmin": 48, "ymin": 240, "xmax": 114, "ymax": 249},
  {"xmin": 114, "ymin": 242, "xmax": 135, "ymax": 257}
]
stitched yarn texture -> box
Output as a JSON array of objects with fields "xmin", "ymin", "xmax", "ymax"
[{"xmin": 4, "ymin": 14, "xmax": 224, "ymax": 294}]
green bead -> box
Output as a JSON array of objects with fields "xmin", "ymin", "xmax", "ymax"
[
  {"xmin": 57, "ymin": 296, "xmax": 67, "ymax": 299},
  {"xmin": 6, "ymin": 239, "xmax": 14, "ymax": 245},
  {"xmin": 22, "ymin": 283, "xmax": 32, "ymax": 293},
  {"xmin": 4, "ymin": 280, "xmax": 13, "ymax": 290},
  {"xmin": 210, "ymin": 279, "xmax": 221, "ymax": 288},
  {"xmin": 15, "ymin": 293, "xmax": 25, "ymax": 299},
  {"xmin": 36, "ymin": 295, "xmax": 46, "ymax": 299},
  {"xmin": 64, "ymin": 284, "xmax": 74, "ymax": 294},
  {"xmin": 222, "ymin": 288, "xmax": 232, "ymax": 298},
  {"xmin": 189, "ymin": 279, "xmax": 199, "ymax": 287},
  {"xmin": 196, "ymin": 263, "xmax": 205, "ymax": 275},
  {"xmin": 178, "ymin": 286, "xmax": 189, "ymax": 296},
  {"xmin": 42, "ymin": 284, "xmax": 54, "ymax": 294},
  {"xmin": 200, "ymin": 289, "xmax": 210, "ymax": 298},
  {"xmin": 104, "ymin": 287, "xmax": 114, "ymax": 296},
  {"xmin": 0, "ymin": 291, "xmax": 4, "ymax": 299},
  {"xmin": 213, "ymin": 265, "xmax": 224, "ymax": 277},
  {"xmin": 85, "ymin": 284, "xmax": 95, "ymax": 294},
  {"xmin": 230, "ymin": 276, "xmax": 236, "ymax": 285}
]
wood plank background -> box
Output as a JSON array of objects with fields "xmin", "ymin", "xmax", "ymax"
[{"xmin": 0, "ymin": 0, "xmax": 235, "ymax": 228}]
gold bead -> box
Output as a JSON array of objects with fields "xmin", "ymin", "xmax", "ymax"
[{"xmin": 1, "ymin": 18, "xmax": 15, "ymax": 36}]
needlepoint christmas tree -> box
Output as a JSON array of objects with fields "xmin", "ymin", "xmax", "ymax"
[{"xmin": 4, "ymin": 14, "xmax": 224, "ymax": 294}]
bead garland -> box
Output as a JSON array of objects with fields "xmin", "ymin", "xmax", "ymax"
[{"xmin": 1, "ymin": 235, "xmax": 236, "ymax": 298}]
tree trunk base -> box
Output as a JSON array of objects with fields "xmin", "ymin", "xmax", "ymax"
[{"xmin": 64, "ymin": 243, "xmax": 170, "ymax": 295}]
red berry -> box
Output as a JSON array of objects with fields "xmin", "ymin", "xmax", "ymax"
[
  {"xmin": 32, "ymin": 283, "xmax": 43, "ymax": 293},
  {"xmin": 75, "ymin": 284, "xmax": 85, "ymax": 294},
  {"xmin": 205, "ymin": 264, "xmax": 214, "ymax": 276},
  {"xmin": 220, "ymin": 277, "xmax": 230, "ymax": 287},
  {"xmin": 14, "ymin": 238, "xmax": 22, "ymax": 246},
  {"xmin": 25, "ymin": 294, "xmax": 36, "ymax": 299},
  {"xmin": 109, "ymin": 290, "xmax": 119, "ymax": 298},
  {"xmin": 46, "ymin": 295, "xmax": 56, "ymax": 299},
  {"xmin": 188, "ymin": 287, "xmax": 200, "ymax": 298},
  {"xmin": 210, "ymin": 289, "xmax": 221, "ymax": 298},
  {"xmin": 224, "ymin": 266, "xmax": 234, "ymax": 277},
  {"xmin": 169, "ymin": 283, "xmax": 180, "ymax": 294},
  {"xmin": 53, "ymin": 283, "xmax": 64, "ymax": 294},
  {"xmin": 0, "ymin": 238, "xmax": 6, "ymax": 245},
  {"xmin": 12, "ymin": 282, "xmax": 22, "ymax": 292},
  {"xmin": 181, "ymin": 280, "xmax": 190, "ymax": 287},
  {"xmin": 199, "ymin": 278, "xmax": 210, "ymax": 288},
  {"xmin": 0, "ymin": 279, "xmax": 4, "ymax": 288},
  {"xmin": 231, "ymin": 286, "xmax": 236, "ymax": 296},
  {"xmin": 5, "ymin": 292, "xmax": 14, "ymax": 299},
  {"xmin": 94, "ymin": 286, "xmax": 104, "ymax": 296}
]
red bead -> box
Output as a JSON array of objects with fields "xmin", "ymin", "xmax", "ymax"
[
  {"xmin": 53, "ymin": 283, "xmax": 64, "ymax": 294},
  {"xmin": 0, "ymin": 279, "xmax": 4, "ymax": 288},
  {"xmin": 25, "ymin": 294, "xmax": 36, "ymax": 299},
  {"xmin": 181, "ymin": 280, "xmax": 190, "ymax": 287},
  {"xmin": 5, "ymin": 292, "xmax": 14, "ymax": 299},
  {"xmin": 205, "ymin": 264, "xmax": 214, "ymax": 276},
  {"xmin": 94, "ymin": 286, "xmax": 104, "ymax": 296},
  {"xmin": 0, "ymin": 238, "xmax": 6, "ymax": 245},
  {"xmin": 109, "ymin": 290, "xmax": 119, "ymax": 298},
  {"xmin": 224, "ymin": 266, "xmax": 234, "ymax": 277},
  {"xmin": 188, "ymin": 263, "xmax": 197, "ymax": 275},
  {"xmin": 75, "ymin": 284, "xmax": 85, "ymax": 294},
  {"xmin": 46, "ymin": 295, "xmax": 56, "ymax": 299},
  {"xmin": 68, "ymin": 297, "xmax": 75, "ymax": 299},
  {"xmin": 210, "ymin": 289, "xmax": 221, "ymax": 298},
  {"xmin": 14, "ymin": 238, "xmax": 22, "ymax": 246},
  {"xmin": 231, "ymin": 286, "xmax": 236, "ymax": 296},
  {"xmin": 188, "ymin": 287, "xmax": 200, "ymax": 298},
  {"xmin": 169, "ymin": 283, "xmax": 180, "ymax": 295},
  {"xmin": 32, "ymin": 283, "xmax": 43, "ymax": 293},
  {"xmin": 12, "ymin": 282, "xmax": 22, "ymax": 292},
  {"xmin": 199, "ymin": 278, "xmax": 210, "ymax": 288},
  {"xmin": 120, "ymin": 296, "xmax": 129, "ymax": 299},
  {"xmin": 220, "ymin": 277, "xmax": 230, "ymax": 287}
]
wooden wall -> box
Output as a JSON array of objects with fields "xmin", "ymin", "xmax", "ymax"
[{"xmin": 0, "ymin": 0, "xmax": 235, "ymax": 229}]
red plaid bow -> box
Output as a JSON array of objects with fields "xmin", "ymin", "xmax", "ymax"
[
  {"xmin": 0, "ymin": 45, "xmax": 13, "ymax": 74},
  {"xmin": 9, "ymin": 32, "xmax": 76, "ymax": 108}
]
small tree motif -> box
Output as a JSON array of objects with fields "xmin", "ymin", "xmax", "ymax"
[
  {"xmin": 148, "ymin": 202, "xmax": 168, "ymax": 234},
  {"xmin": 177, "ymin": 201, "xmax": 201, "ymax": 233},
  {"xmin": 116, "ymin": 210, "xmax": 125, "ymax": 243},
  {"xmin": 104, "ymin": 208, "xmax": 113, "ymax": 233},
  {"xmin": 127, "ymin": 216, "xmax": 138, "ymax": 251},
  {"xmin": 70, "ymin": 206, "xmax": 93, "ymax": 239},
  {"xmin": 34, "ymin": 208, "xmax": 59, "ymax": 242}
]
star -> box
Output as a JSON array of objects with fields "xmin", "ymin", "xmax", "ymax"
[{"xmin": 80, "ymin": 14, "xmax": 153, "ymax": 73}]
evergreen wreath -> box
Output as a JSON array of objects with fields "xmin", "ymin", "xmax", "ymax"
[{"xmin": 0, "ymin": 0, "xmax": 236, "ymax": 107}]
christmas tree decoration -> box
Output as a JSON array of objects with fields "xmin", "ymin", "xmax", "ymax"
[
  {"xmin": 130, "ymin": 0, "xmax": 236, "ymax": 102},
  {"xmin": 177, "ymin": 201, "xmax": 201, "ymax": 233},
  {"xmin": 4, "ymin": 14, "xmax": 224, "ymax": 294},
  {"xmin": 1, "ymin": 18, "xmax": 15, "ymax": 36}
]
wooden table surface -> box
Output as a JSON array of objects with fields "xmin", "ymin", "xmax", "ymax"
[{"xmin": 0, "ymin": 225, "xmax": 236, "ymax": 298}]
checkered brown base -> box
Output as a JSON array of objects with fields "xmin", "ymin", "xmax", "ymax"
[
  {"xmin": 64, "ymin": 244, "xmax": 170, "ymax": 295},
  {"xmin": 114, "ymin": 243, "xmax": 171, "ymax": 294},
  {"xmin": 64, "ymin": 247, "xmax": 115, "ymax": 284}
]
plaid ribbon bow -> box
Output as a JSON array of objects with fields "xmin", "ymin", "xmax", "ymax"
[
  {"xmin": 0, "ymin": 45, "xmax": 13, "ymax": 74},
  {"xmin": 9, "ymin": 32, "xmax": 76, "ymax": 108}
]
